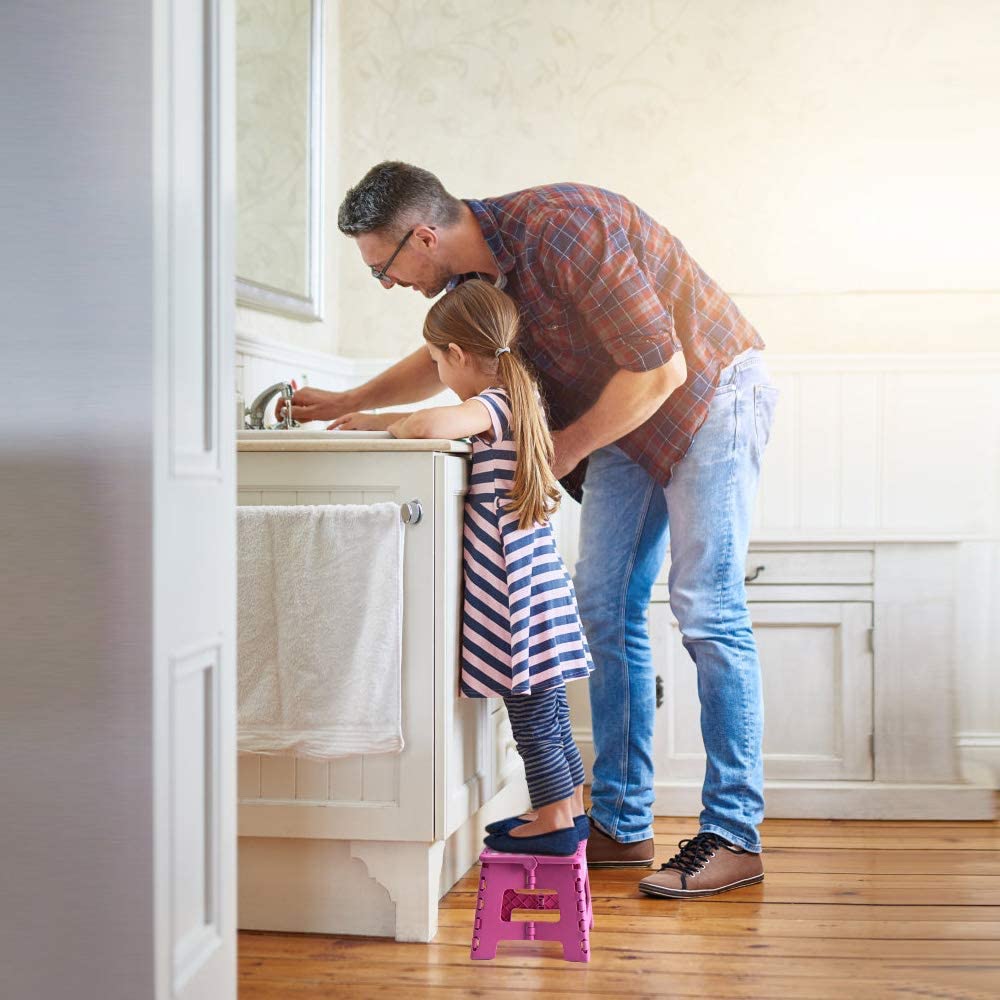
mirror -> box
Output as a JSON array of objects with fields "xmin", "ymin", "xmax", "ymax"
[{"xmin": 236, "ymin": 0, "xmax": 324, "ymax": 320}]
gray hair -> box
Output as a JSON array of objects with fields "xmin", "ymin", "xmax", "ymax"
[{"xmin": 337, "ymin": 161, "xmax": 464, "ymax": 237}]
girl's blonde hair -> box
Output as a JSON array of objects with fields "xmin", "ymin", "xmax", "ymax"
[{"xmin": 423, "ymin": 280, "xmax": 561, "ymax": 530}]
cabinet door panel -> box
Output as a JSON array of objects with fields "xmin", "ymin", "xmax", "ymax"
[
  {"xmin": 652, "ymin": 601, "xmax": 873, "ymax": 781},
  {"xmin": 236, "ymin": 450, "xmax": 437, "ymax": 841}
]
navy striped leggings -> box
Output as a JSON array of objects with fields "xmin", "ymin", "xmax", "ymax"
[{"xmin": 503, "ymin": 684, "xmax": 586, "ymax": 810}]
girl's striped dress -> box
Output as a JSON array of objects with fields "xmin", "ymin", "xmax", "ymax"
[{"xmin": 460, "ymin": 386, "xmax": 595, "ymax": 698}]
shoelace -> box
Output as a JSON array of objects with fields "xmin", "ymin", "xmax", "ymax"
[{"xmin": 658, "ymin": 832, "xmax": 741, "ymax": 875}]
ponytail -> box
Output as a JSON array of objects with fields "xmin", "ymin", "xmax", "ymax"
[
  {"xmin": 495, "ymin": 350, "xmax": 562, "ymax": 530},
  {"xmin": 423, "ymin": 279, "xmax": 562, "ymax": 530}
]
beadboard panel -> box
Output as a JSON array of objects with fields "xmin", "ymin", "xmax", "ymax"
[
  {"xmin": 758, "ymin": 356, "xmax": 1000, "ymax": 540},
  {"xmin": 236, "ymin": 329, "xmax": 453, "ymax": 425},
  {"xmin": 235, "ymin": 339, "xmax": 1000, "ymax": 540}
]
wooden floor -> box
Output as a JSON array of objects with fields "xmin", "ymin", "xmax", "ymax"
[{"xmin": 239, "ymin": 793, "xmax": 1000, "ymax": 999}]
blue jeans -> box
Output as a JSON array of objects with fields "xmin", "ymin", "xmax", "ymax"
[{"xmin": 574, "ymin": 350, "xmax": 779, "ymax": 852}]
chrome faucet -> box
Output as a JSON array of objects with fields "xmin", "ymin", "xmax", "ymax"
[{"xmin": 244, "ymin": 382, "xmax": 300, "ymax": 430}]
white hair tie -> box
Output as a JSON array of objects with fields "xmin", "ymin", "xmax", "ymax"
[{"xmin": 495, "ymin": 346, "xmax": 511, "ymax": 358}]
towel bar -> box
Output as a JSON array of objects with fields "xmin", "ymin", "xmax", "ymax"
[{"xmin": 400, "ymin": 499, "xmax": 422, "ymax": 525}]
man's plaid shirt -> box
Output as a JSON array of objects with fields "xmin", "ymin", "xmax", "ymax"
[{"xmin": 452, "ymin": 184, "xmax": 765, "ymax": 501}]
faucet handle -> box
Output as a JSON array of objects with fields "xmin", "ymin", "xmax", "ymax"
[{"xmin": 279, "ymin": 383, "xmax": 299, "ymax": 429}]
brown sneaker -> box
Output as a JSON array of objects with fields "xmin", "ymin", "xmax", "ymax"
[
  {"xmin": 638, "ymin": 832, "xmax": 763, "ymax": 898},
  {"xmin": 585, "ymin": 822, "xmax": 654, "ymax": 868}
]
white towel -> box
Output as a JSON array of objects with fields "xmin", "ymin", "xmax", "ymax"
[{"xmin": 237, "ymin": 503, "xmax": 405, "ymax": 759}]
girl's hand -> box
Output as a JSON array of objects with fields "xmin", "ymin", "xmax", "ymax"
[
  {"xmin": 327, "ymin": 411, "xmax": 395, "ymax": 431},
  {"xmin": 386, "ymin": 417, "xmax": 409, "ymax": 438}
]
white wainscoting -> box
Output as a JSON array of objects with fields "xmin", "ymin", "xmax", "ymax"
[
  {"xmin": 764, "ymin": 355, "xmax": 1000, "ymax": 788},
  {"xmin": 235, "ymin": 329, "xmax": 453, "ymax": 420},
  {"xmin": 758, "ymin": 355, "xmax": 1000, "ymax": 542},
  {"xmin": 236, "ymin": 333, "xmax": 1000, "ymax": 786}
]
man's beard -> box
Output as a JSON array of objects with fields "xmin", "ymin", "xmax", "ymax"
[{"xmin": 421, "ymin": 267, "xmax": 452, "ymax": 298}]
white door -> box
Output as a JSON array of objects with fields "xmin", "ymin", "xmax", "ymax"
[{"xmin": 153, "ymin": 1, "xmax": 237, "ymax": 997}]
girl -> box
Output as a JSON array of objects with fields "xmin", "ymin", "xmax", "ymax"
[{"xmin": 331, "ymin": 279, "xmax": 594, "ymax": 856}]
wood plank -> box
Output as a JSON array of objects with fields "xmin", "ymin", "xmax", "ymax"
[
  {"xmin": 237, "ymin": 957, "xmax": 1000, "ymax": 999},
  {"xmin": 450, "ymin": 848, "xmax": 1000, "ymax": 880},
  {"xmin": 650, "ymin": 831, "xmax": 1000, "ymax": 850},
  {"xmin": 437, "ymin": 907, "xmax": 1000, "ymax": 937},
  {"xmin": 442, "ymin": 872, "xmax": 1000, "ymax": 907},
  {"xmin": 237, "ymin": 943, "xmax": 1000, "ymax": 981},
  {"xmin": 239, "ymin": 927, "xmax": 1000, "ymax": 959},
  {"xmin": 749, "ymin": 819, "xmax": 997, "ymax": 831},
  {"xmin": 237, "ymin": 987, "xmax": 967, "ymax": 1000},
  {"xmin": 450, "ymin": 895, "xmax": 1000, "ymax": 922}
]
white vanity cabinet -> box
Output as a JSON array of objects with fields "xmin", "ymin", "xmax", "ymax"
[
  {"xmin": 560, "ymin": 527, "xmax": 994, "ymax": 820},
  {"xmin": 647, "ymin": 542, "xmax": 994, "ymax": 819},
  {"xmin": 235, "ymin": 436, "xmax": 529, "ymax": 942}
]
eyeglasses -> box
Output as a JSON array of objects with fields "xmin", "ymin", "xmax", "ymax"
[{"xmin": 370, "ymin": 229, "xmax": 414, "ymax": 285}]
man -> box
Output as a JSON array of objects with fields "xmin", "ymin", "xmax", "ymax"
[{"xmin": 283, "ymin": 161, "xmax": 778, "ymax": 898}]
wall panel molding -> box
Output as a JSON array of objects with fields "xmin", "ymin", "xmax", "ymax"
[{"xmin": 168, "ymin": 637, "xmax": 223, "ymax": 992}]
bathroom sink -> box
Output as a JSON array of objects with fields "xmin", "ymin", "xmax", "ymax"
[
  {"xmin": 238, "ymin": 429, "xmax": 393, "ymax": 440},
  {"xmin": 236, "ymin": 427, "xmax": 471, "ymax": 453}
]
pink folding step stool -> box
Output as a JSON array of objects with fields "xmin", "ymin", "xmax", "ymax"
[{"xmin": 469, "ymin": 838, "xmax": 593, "ymax": 962}]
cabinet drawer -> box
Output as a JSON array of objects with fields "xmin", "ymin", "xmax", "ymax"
[
  {"xmin": 742, "ymin": 549, "xmax": 874, "ymax": 586},
  {"xmin": 656, "ymin": 547, "xmax": 873, "ymax": 588}
]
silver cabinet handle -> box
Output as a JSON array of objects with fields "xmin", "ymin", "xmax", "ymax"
[{"xmin": 400, "ymin": 499, "xmax": 422, "ymax": 525}]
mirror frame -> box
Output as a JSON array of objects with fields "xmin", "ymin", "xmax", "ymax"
[{"xmin": 235, "ymin": 0, "xmax": 324, "ymax": 321}]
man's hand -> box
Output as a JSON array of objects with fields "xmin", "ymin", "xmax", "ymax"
[
  {"xmin": 545, "ymin": 355, "xmax": 686, "ymax": 478},
  {"xmin": 550, "ymin": 429, "xmax": 586, "ymax": 480},
  {"xmin": 276, "ymin": 386, "xmax": 357, "ymax": 424},
  {"xmin": 326, "ymin": 411, "xmax": 400, "ymax": 432}
]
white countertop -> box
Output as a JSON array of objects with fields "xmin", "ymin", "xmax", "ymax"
[{"xmin": 237, "ymin": 429, "xmax": 472, "ymax": 454}]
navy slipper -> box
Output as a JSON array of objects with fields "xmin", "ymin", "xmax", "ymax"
[
  {"xmin": 487, "ymin": 813, "xmax": 591, "ymax": 838},
  {"xmin": 484, "ymin": 813, "xmax": 531, "ymax": 835},
  {"xmin": 484, "ymin": 826, "xmax": 580, "ymax": 856}
]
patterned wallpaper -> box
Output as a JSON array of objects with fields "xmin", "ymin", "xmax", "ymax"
[{"xmin": 333, "ymin": 0, "xmax": 999, "ymax": 359}]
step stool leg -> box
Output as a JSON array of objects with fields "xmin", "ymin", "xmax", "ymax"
[
  {"xmin": 470, "ymin": 862, "xmax": 500, "ymax": 960},
  {"xmin": 470, "ymin": 858, "xmax": 531, "ymax": 961},
  {"xmin": 527, "ymin": 861, "xmax": 591, "ymax": 963},
  {"xmin": 566, "ymin": 865, "xmax": 591, "ymax": 962}
]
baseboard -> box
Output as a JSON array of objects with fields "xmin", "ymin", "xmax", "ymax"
[
  {"xmin": 575, "ymin": 732, "xmax": 998, "ymax": 818},
  {"xmin": 958, "ymin": 733, "xmax": 1000, "ymax": 789},
  {"xmin": 652, "ymin": 778, "xmax": 995, "ymax": 820}
]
